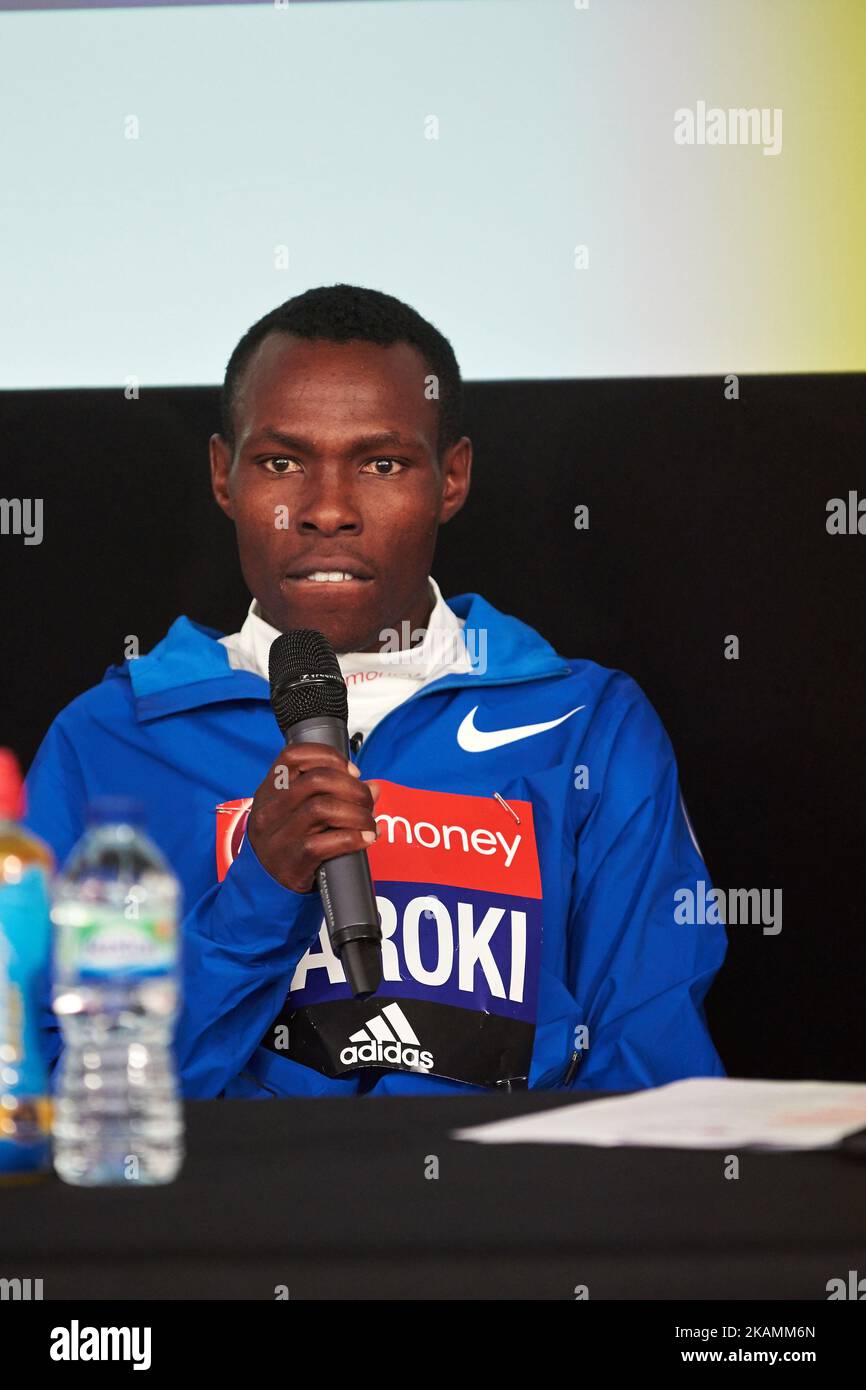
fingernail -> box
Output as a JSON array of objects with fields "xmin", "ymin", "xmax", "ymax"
[
  {"xmin": 347, "ymin": 762, "xmax": 361, "ymax": 777},
  {"xmin": 362, "ymin": 830, "xmax": 376, "ymax": 843}
]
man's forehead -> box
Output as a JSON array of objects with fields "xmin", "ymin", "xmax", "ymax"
[
  {"xmin": 245, "ymin": 331, "xmax": 429, "ymax": 390},
  {"xmin": 234, "ymin": 333, "xmax": 438, "ymax": 436},
  {"xmin": 243, "ymin": 423, "xmax": 428, "ymax": 453}
]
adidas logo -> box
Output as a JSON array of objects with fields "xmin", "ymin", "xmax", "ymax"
[{"xmin": 339, "ymin": 1002, "xmax": 434, "ymax": 1073}]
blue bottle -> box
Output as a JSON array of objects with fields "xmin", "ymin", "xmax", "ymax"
[{"xmin": 0, "ymin": 749, "xmax": 53, "ymax": 1183}]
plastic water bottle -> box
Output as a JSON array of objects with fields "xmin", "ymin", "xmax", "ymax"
[{"xmin": 50, "ymin": 798, "xmax": 184, "ymax": 1186}]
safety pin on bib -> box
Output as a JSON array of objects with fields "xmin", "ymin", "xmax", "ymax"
[{"xmin": 492, "ymin": 791, "xmax": 521, "ymax": 825}]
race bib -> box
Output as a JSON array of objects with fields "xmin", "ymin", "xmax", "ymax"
[{"xmin": 215, "ymin": 780, "xmax": 543, "ymax": 1088}]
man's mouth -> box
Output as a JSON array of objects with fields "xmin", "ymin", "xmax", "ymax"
[{"xmin": 286, "ymin": 567, "xmax": 375, "ymax": 583}]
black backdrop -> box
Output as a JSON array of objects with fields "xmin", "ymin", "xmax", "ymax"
[{"xmin": 2, "ymin": 374, "xmax": 864, "ymax": 1083}]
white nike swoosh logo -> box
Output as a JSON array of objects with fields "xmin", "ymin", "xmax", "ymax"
[{"xmin": 457, "ymin": 704, "xmax": 586, "ymax": 753}]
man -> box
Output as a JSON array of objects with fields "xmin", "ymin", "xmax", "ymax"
[{"xmin": 24, "ymin": 283, "xmax": 727, "ymax": 1098}]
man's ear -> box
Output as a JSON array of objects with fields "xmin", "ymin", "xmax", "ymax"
[
  {"xmin": 210, "ymin": 433, "xmax": 235, "ymax": 520},
  {"xmin": 438, "ymin": 436, "xmax": 472, "ymax": 525}
]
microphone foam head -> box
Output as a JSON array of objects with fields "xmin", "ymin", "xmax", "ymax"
[{"xmin": 268, "ymin": 629, "xmax": 348, "ymax": 732}]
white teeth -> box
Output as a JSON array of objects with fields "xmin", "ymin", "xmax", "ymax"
[{"xmin": 305, "ymin": 571, "xmax": 357, "ymax": 582}]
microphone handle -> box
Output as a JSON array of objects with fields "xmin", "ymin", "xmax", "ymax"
[{"xmin": 283, "ymin": 715, "xmax": 382, "ymax": 999}]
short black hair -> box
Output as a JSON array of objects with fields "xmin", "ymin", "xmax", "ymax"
[{"xmin": 220, "ymin": 283, "xmax": 463, "ymax": 459}]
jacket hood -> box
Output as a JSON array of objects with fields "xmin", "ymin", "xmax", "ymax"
[{"xmin": 120, "ymin": 591, "xmax": 571, "ymax": 723}]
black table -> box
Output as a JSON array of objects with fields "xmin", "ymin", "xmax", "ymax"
[{"xmin": 4, "ymin": 1092, "xmax": 865, "ymax": 1300}]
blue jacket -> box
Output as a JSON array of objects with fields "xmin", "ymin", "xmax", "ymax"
[{"xmin": 23, "ymin": 591, "xmax": 727, "ymax": 1098}]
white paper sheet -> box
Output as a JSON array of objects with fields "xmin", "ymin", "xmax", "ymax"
[{"xmin": 451, "ymin": 1078, "xmax": 866, "ymax": 1150}]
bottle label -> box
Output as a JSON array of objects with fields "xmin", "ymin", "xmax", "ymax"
[
  {"xmin": 57, "ymin": 912, "xmax": 176, "ymax": 980},
  {"xmin": 0, "ymin": 865, "xmax": 51, "ymax": 1097}
]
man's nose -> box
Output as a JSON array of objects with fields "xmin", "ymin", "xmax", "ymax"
[{"xmin": 295, "ymin": 468, "xmax": 362, "ymax": 534}]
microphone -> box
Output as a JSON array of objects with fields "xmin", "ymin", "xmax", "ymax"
[{"xmin": 268, "ymin": 629, "xmax": 383, "ymax": 999}]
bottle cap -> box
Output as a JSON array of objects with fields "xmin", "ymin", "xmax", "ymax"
[
  {"xmin": 85, "ymin": 796, "xmax": 146, "ymax": 829},
  {"xmin": 0, "ymin": 749, "xmax": 25, "ymax": 821}
]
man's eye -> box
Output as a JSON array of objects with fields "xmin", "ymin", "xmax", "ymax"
[
  {"xmin": 262, "ymin": 457, "xmax": 301, "ymax": 474},
  {"xmin": 361, "ymin": 458, "xmax": 406, "ymax": 476}
]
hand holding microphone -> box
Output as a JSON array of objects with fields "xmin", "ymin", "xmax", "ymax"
[
  {"xmin": 246, "ymin": 628, "xmax": 384, "ymax": 999},
  {"xmin": 246, "ymin": 742, "xmax": 380, "ymax": 895}
]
